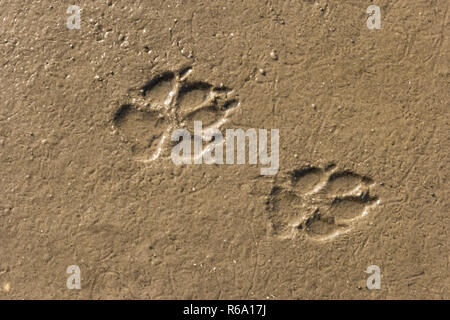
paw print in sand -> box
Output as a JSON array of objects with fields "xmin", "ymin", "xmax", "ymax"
[
  {"xmin": 266, "ymin": 164, "xmax": 381, "ymax": 241},
  {"xmin": 113, "ymin": 66, "xmax": 239, "ymax": 162}
]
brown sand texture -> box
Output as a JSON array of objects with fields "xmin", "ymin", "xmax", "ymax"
[{"xmin": 0, "ymin": 0, "xmax": 449, "ymax": 299}]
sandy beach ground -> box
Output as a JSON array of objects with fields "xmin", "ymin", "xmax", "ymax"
[{"xmin": 0, "ymin": 0, "xmax": 448, "ymax": 299}]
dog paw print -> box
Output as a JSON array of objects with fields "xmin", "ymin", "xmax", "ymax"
[
  {"xmin": 113, "ymin": 66, "xmax": 239, "ymax": 162},
  {"xmin": 266, "ymin": 165, "xmax": 380, "ymax": 241}
]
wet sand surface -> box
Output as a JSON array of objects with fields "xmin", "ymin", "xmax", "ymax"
[{"xmin": 0, "ymin": 0, "xmax": 449, "ymax": 299}]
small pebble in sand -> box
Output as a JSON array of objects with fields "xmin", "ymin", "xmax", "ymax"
[
  {"xmin": 270, "ymin": 50, "xmax": 278, "ymax": 60},
  {"xmin": 2, "ymin": 282, "xmax": 11, "ymax": 293}
]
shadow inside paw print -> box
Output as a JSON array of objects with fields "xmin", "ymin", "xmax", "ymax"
[
  {"xmin": 113, "ymin": 66, "xmax": 239, "ymax": 162},
  {"xmin": 266, "ymin": 165, "xmax": 380, "ymax": 241}
]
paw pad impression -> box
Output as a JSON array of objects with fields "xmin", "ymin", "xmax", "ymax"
[
  {"xmin": 113, "ymin": 67, "xmax": 239, "ymax": 162},
  {"xmin": 266, "ymin": 165, "xmax": 380, "ymax": 241}
]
